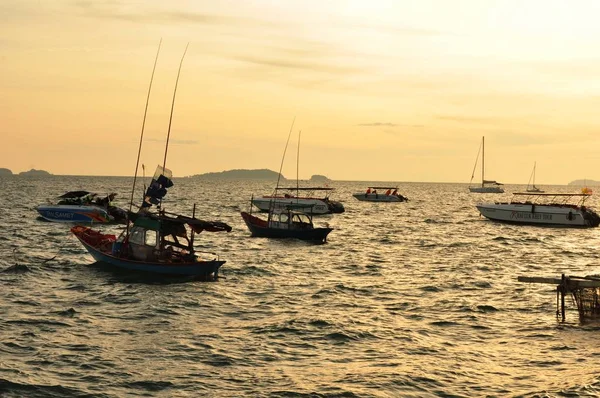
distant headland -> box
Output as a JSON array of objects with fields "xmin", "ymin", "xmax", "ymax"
[
  {"xmin": 0, "ymin": 168, "xmax": 12, "ymax": 176},
  {"xmin": 189, "ymin": 169, "xmax": 287, "ymax": 180},
  {"xmin": 569, "ymin": 179, "xmax": 600, "ymax": 186},
  {"xmin": 19, "ymin": 169, "xmax": 52, "ymax": 176}
]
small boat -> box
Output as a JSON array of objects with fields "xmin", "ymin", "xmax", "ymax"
[
  {"xmin": 526, "ymin": 162, "xmax": 544, "ymax": 193},
  {"xmin": 352, "ymin": 187, "xmax": 408, "ymax": 202},
  {"xmin": 72, "ymin": 208, "xmax": 232, "ymax": 278},
  {"xmin": 36, "ymin": 191, "xmax": 127, "ymax": 223},
  {"xmin": 469, "ymin": 136, "xmax": 504, "ymax": 193},
  {"xmin": 241, "ymin": 203, "xmax": 332, "ymax": 243},
  {"xmin": 476, "ymin": 192, "xmax": 600, "ymax": 227},
  {"xmin": 71, "ymin": 43, "xmax": 232, "ymax": 278},
  {"xmin": 251, "ymin": 187, "xmax": 344, "ymax": 215}
]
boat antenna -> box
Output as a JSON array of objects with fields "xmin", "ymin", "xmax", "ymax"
[
  {"xmin": 296, "ymin": 130, "xmax": 301, "ymax": 204},
  {"xmin": 469, "ymin": 138, "xmax": 482, "ymax": 186},
  {"xmin": 162, "ymin": 42, "xmax": 189, "ymax": 175},
  {"xmin": 128, "ymin": 38, "xmax": 162, "ymax": 214}
]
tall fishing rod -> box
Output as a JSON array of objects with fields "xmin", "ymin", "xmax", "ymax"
[
  {"xmin": 128, "ymin": 38, "xmax": 162, "ymax": 214},
  {"xmin": 268, "ymin": 117, "xmax": 296, "ymax": 218},
  {"xmin": 162, "ymin": 42, "xmax": 189, "ymax": 175}
]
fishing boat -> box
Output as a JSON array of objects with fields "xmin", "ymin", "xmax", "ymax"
[
  {"xmin": 469, "ymin": 136, "xmax": 504, "ymax": 193},
  {"xmin": 526, "ymin": 162, "xmax": 544, "ymax": 193},
  {"xmin": 251, "ymin": 187, "xmax": 344, "ymax": 214},
  {"xmin": 71, "ymin": 42, "xmax": 232, "ymax": 279},
  {"xmin": 36, "ymin": 191, "xmax": 127, "ymax": 223},
  {"xmin": 241, "ymin": 128, "xmax": 333, "ymax": 243},
  {"xmin": 352, "ymin": 186, "xmax": 408, "ymax": 202},
  {"xmin": 241, "ymin": 203, "xmax": 332, "ymax": 243},
  {"xmin": 476, "ymin": 192, "xmax": 600, "ymax": 227}
]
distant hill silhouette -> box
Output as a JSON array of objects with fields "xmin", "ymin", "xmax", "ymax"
[
  {"xmin": 0, "ymin": 168, "xmax": 12, "ymax": 176},
  {"xmin": 568, "ymin": 179, "xmax": 600, "ymax": 186},
  {"xmin": 309, "ymin": 174, "xmax": 331, "ymax": 183},
  {"xmin": 19, "ymin": 169, "xmax": 51, "ymax": 176},
  {"xmin": 191, "ymin": 169, "xmax": 286, "ymax": 180}
]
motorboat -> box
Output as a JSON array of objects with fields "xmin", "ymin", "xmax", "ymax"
[
  {"xmin": 241, "ymin": 203, "xmax": 332, "ymax": 243},
  {"xmin": 36, "ymin": 191, "xmax": 127, "ymax": 223},
  {"xmin": 251, "ymin": 187, "xmax": 345, "ymax": 214},
  {"xmin": 476, "ymin": 192, "xmax": 600, "ymax": 227},
  {"xmin": 469, "ymin": 136, "xmax": 504, "ymax": 193},
  {"xmin": 353, "ymin": 187, "xmax": 408, "ymax": 202}
]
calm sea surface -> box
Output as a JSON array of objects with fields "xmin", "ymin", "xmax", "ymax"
[{"xmin": 2, "ymin": 176, "xmax": 600, "ymax": 397}]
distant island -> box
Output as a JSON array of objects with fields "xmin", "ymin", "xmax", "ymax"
[
  {"xmin": 19, "ymin": 169, "xmax": 51, "ymax": 176},
  {"xmin": 190, "ymin": 169, "xmax": 286, "ymax": 180},
  {"xmin": 309, "ymin": 174, "xmax": 331, "ymax": 183},
  {"xmin": 568, "ymin": 179, "xmax": 600, "ymax": 186},
  {"xmin": 0, "ymin": 168, "xmax": 12, "ymax": 176}
]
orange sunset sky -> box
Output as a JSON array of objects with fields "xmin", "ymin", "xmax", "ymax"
[{"xmin": 2, "ymin": 0, "xmax": 600, "ymax": 183}]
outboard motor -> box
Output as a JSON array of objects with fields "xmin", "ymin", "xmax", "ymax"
[
  {"xmin": 327, "ymin": 200, "xmax": 345, "ymax": 214},
  {"xmin": 582, "ymin": 207, "xmax": 600, "ymax": 227}
]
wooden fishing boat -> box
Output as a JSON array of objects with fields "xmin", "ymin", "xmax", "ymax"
[
  {"xmin": 241, "ymin": 204, "xmax": 332, "ymax": 243},
  {"xmin": 72, "ymin": 210, "xmax": 231, "ymax": 278}
]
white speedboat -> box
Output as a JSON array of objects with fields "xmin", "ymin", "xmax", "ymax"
[
  {"xmin": 251, "ymin": 187, "xmax": 344, "ymax": 215},
  {"xmin": 353, "ymin": 187, "xmax": 408, "ymax": 202},
  {"xmin": 36, "ymin": 191, "xmax": 127, "ymax": 223},
  {"xmin": 476, "ymin": 192, "xmax": 600, "ymax": 227},
  {"xmin": 468, "ymin": 136, "xmax": 504, "ymax": 193}
]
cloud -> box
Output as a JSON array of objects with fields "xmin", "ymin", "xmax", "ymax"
[
  {"xmin": 358, "ymin": 122, "xmax": 398, "ymax": 127},
  {"xmin": 232, "ymin": 55, "xmax": 359, "ymax": 75}
]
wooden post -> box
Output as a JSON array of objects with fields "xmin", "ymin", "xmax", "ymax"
[
  {"xmin": 190, "ymin": 204, "xmax": 196, "ymax": 255},
  {"xmin": 560, "ymin": 273, "xmax": 566, "ymax": 322}
]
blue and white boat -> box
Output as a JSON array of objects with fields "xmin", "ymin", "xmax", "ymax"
[{"xmin": 36, "ymin": 191, "xmax": 127, "ymax": 223}]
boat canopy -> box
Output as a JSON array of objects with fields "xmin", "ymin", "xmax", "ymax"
[
  {"xmin": 366, "ymin": 186, "xmax": 399, "ymax": 189},
  {"xmin": 278, "ymin": 187, "xmax": 335, "ymax": 191},
  {"xmin": 58, "ymin": 191, "xmax": 93, "ymax": 199},
  {"xmin": 129, "ymin": 211, "xmax": 232, "ymax": 234},
  {"xmin": 513, "ymin": 192, "xmax": 591, "ymax": 196}
]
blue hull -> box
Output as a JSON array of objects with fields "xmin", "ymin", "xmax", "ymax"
[
  {"xmin": 76, "ymin": 236, "xmax": 225, "ymax": 277},
  {"xmin": 36, "ymin": 205, "xmax": 110, "ymax": 223}
]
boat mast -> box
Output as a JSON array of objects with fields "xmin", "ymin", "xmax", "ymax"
[
  {"xmin": 159, "ymin": 43, "xmax": 189, "ymax": 210},
  {"xmin": 128, "ymin": 39, "xmax": 162, "ymax": 215},
  {"xmin": 296, "ymin": 130, "xmax": 301, "ymax": 205},
  {"xmin": 481, "ymin": 136, "xmax": 485, "ymax": 187},
  {"xmin": 269, "ymin": 118, "xmax": 296, "ymax": 221}
]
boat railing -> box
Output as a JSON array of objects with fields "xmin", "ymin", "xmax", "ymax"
[{"xmin": 509, "ymin": 193, "xmax": 592, "ymax": 207}]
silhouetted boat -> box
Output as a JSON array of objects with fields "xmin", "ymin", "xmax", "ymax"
[
  {"xmin": 526, "ymin": 162, "xmax": 544, "ymax": 193},
  {"xmin": 476, "ymin": 192, "xmax": 600, "ymax": 227},
  {"xmin": 469, "ymin": 136, "xmax": 504, "ymax": 193},
  {"xmin": 36, "ymin": 191, "xmax": 127, "ymax": 223},
  {"xmin": 71, "ymin": 42, "xmax": 232, "ymax": 279},
  {"xmin": 352, "ymin": 186, "xmax": 408, "ymax": 202}
]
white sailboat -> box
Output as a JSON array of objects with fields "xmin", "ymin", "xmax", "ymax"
[
  {"xmin": 469, "ymin": 136, "xmax": 504, "ymax": 193},
  {"xmin": 526, "ymin": 162, "xmax": 544, "ymax": 193}
]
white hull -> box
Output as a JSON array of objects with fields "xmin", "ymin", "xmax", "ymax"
[
  {"xmin": 469, "ymin": 186, "xmax": 504, "ymax": 193},
  {"xmin": 476, "ymin": 203, "xmax": 596, "ymax": 227},
  {"xmin": 252, "ymin": 197, "xmax": 331, "ymax": 215},
  {"xmin": 353, "ymin": 193, "xmax": 405, "ymax": 202}
]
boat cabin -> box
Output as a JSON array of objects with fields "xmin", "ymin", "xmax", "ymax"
[{"xmin": 268, "ymin": 210, "xmax": 314, "ymax": 230}]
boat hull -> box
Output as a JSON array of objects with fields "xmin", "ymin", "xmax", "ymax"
[
  {"xmin": 241, "ymin": 212, "xmax": 332, "ymax": 242},
  {"xmin": 251, "ymin": 197, "xmax": 343, "ymax": 215},
  {"xmin": 36, "ymin": 204, "xmax": 111, "ymax": 223},
  {"xmin": 469, "ymin": 187, "xmax": 504, "ymax": 193},
  {"xmin": 476, "ymin": 203, "xmax": 600, "ymax": 227},
  {"xmin": 72, "ymin": 228, "xmax": 225, "ymax": 277},
  {"xmin": 353, "ymin": 193, "xmax": 407, "ymax": 202}
]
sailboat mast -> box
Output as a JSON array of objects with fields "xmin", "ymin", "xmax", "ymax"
[
  {"xmin": 481, "ymin": 136, "xmax": 485, "ymax": 187},
  {"xmin": 296, "ymin": 130, "xmax": 301, "ymax": 204},
  {"xmin": 128, "ymin": 39, "xmax": 162, "ymax": 214},
  {"xmin": 162, "ymin": 43, "xmax": 189, "ymax": 174}
]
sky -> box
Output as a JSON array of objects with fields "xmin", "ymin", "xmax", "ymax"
[{"xmin": 2, "ymin": 0, "xmax": 600, "ymax": 183}]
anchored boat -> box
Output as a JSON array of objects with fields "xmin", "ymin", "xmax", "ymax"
[
  {"xmin": 468, "ymin": 136, "xmax": 504, "ymax": 193},
  {"xmin": 36, "ymin": 191, "xmax": 127, "ymax": 223},
  {"xmin": 476, "ymin": 192, "xmax": 600, "ymax": 227},
  {"xmin": 352, "ymin": 186, "xmax": 408, "ymax": 202},
  {"xmin": 252, "ymin": 187, "xmax": 344, "ymax": 215}
]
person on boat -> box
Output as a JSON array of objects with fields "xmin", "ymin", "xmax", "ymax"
[
  {"xmin": 392, "ymin": 189, "xmax": 398, "ymax": 196},
  {"xmin": 385, "ymin": 189, "xmax": 391, "ymax": 195},
  {"xmin": 366, "ymin": 188, "xmax": 371, "ymax": 194}
]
